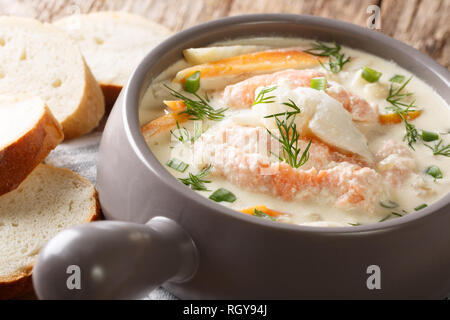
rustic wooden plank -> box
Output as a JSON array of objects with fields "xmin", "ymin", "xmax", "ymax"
[
  {"xmin": 380, "ymin": 0, "xmax": 449, "ymax": 69},
  {"xmin": 0, "ymin": 0, "xmax": 448, "ymax": 68},
  {"xmin": 228, "ymin": 0, "xmax": 379, "ymax": 27}
]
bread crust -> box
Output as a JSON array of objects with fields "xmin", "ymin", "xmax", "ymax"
[
  {"xmin": 100, "ymin": 83, "xmax": 123, "ymax": 110},
  {"xmin": 0, "ymin": 17, "xmax": 106, "ymax": 140},
  {"xmin": 0, "ymin": 165, "xmax": 101, "ymax": 300},
  {"xmin": 61, "ymin": 59, "xmax": 106, "ymax": 140},
  {"xmin": 53, "ymin": 12, "xmax": 172, "ymax": 112},
  {"xmin": 0, "ymin": 106, "xmax": 64, "ymax": 196}
]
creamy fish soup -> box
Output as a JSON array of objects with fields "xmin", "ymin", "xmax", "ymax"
[{"xmin": 139, "ymin": 37, "xmax": 450, "ymax": 227}]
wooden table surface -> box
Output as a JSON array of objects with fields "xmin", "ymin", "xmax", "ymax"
[{"xmin": 0, "ymin": 0, "xmax": 448, "ymax": 69}]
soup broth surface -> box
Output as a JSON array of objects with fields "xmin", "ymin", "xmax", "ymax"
[{"xmin": 140, "ymin": 37, "xmax": 450, "ymax": 227}]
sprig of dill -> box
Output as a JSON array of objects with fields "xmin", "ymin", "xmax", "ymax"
[
  {"xmin": 379, "ymin": 212, "xmax": 403, "ymax": 223},
  {"xmin": 304, "ymin": 41, "xmax": 351, "ymax": 73},
  {"xmin": 170, "ymin": 120, "xmax": 190, "ymax": 143},
  {"xmin": 170, "ymin": 120, "xmax": 202, "ymax": 144},
  {"xmin": 266, "ymin": 112, "xmax": 312, "ymax": 169},
  {"xmin": 252, "ymin": 86, "xmax": 277, "ymax": 106},
  {"xmin": 253, "ymin": 209, "xmax": 276, "ymax": 221},
  {"xmin": 385, "ymin": 76, "xmax": 421, "ymax": 149},
  {"xmin": 179, "ymin": 165, "xmax": 212, "ymax": 191},
  {"xmin": 263, "ymin": 99, "xmax": 311, "ymax": 168},
  {"xmin": 264, "ymin": 99, "xmax": 301, "ymax": 119},
  {"xmin": 165, "ymin": 85, "xmax": 227, "ymax": 121},
  {"xmin": 425, "ymin": 139, "xmax": 450, "ymax": 157}
]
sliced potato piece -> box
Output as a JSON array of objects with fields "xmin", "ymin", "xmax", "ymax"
[
  {"xmin": 141, "ymin": 101, "xmax": 188, "ymax": 139},
  {"xmin": 183, "ymin": 45, "xmax": 269, "ymax": 65},
  {"xmin": 174, "ymin": 48, "xmax": 325, "ymax": 90},
  {"xmin": 379, "ymin": 110, "xmax": 422, "ymax": 124}
]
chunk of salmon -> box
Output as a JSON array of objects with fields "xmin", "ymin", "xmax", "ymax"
[
  {"xmin": 222, "ymin": 69, "xmax": 378, "ymax": 122},
  {"xmin": 195, "ymin": 124, "xmax": 368, "ymax": 170},
  {"xmin": 326, "ymin": 84, "xmax": 378, "ymax": 122},
  {"xmin": 375, "ymin": 139, "xmax": 417, "ymax": 186},
  {"xmin": 194, "ymin": 124, "xmax": 383, "ymax": 214}
]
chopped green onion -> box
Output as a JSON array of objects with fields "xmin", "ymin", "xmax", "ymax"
[
  {"xmin": 425, "ymin": 165, "xmax": 443, "ymax": 180},
  {"xmin": 253, "ymin": 209, "xmax": 276, "ymax": 221},
  {"xmin": 414, "ymin": 203, "xmax": 428, "ymax": 211},
  {"xmin": 391, "ymin": 212, "xmax": 403, "ymax": 217},
  {"xmin": 420, "ymin": 130, "xmax": 439, "ymax": 142},
  {"xmin": 348, "ymin": 223, "xmax": 361, "ymax": 226},
  {"xmin": 209, "ymin": 188, "xmax": 237, "ymax": 203},
  {"xmin": 389, "ymin": 74, "xmax": 405, "ymax": 83},
  {"xmin": 379, "ymin": 200, "xmax": 399, "ymax": 209},
  {"xmin": 184, "ymin": 71, "xmax": 201, "ymax": 93},
  {"xmin": 361, "ymin": 67, "xmax": 382, "ymax": 83},
  {"xmin": 166, "ymin": 158, "xmax": 189, "ymax": 173},
  {"xmin": 310, "ymin": 77, "xmax": 327, "ymax": 91}
]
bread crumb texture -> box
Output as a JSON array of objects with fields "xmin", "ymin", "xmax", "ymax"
[{"xmin": 0, "ymin": 164, "xmax": 98, "ymax": 281}]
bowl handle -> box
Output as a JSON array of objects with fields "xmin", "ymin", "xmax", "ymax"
[{"xmin": 32, "ymin": 217, "xmax": 198, "ymax": 299}]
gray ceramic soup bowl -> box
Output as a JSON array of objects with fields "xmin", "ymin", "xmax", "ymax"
[{"xmin": 33, "ymin": 14, "xmax": 450, "ymax": 299}]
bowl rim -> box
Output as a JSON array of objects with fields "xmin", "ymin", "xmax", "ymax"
[{"xmin": 122, "ymin": 13, "xmax": 450, "ymax": 234}]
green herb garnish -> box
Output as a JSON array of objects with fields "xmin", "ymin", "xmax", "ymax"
[
  {"xmin": 252, "ymin": 86, "xmax": 277, "ymax": 106},
  {"xmin": 264, "ymin": 99, "xmax": 301, "ymax": 119},
  {"xmin": 179, "ymin": 165, "xmax": 212, "ymax": 191},
  {"xmin": 425, "ymin": 139, "xmax": 450, "ymax": 157},
  {"xmin": 166, "ymin": 158, "xmax": 189, "ymax": 173},
  {"xmin": 209, "ymin": 188, "xmax": 237, "ymax": 203},
  {"xmin": 361, "ymin": 67, "xmax": 382, "ymax": 83},
  {"xmin": 184, "ymin": 71, "xmax": 201, "ymax": 93},
  {"xmin": 348, "ymin": 223, "xmax": 361, "ymax": 226},
  {"xmin": 391, "ymin": 212, "xmax": 403, "ymax": 217},
  {"xmin": 414, "ymin": 203, "xmax": 428, "ymax": 211},
  {"xmin": 266, "ymin": 113, "xmax": 312, "ymax": 169},
  {"xmin": 425, "ymin": 165, "xmax": 443, "ymax": 180},
  {"xmin": 389, "ymin": 74, "xmax": 405, "ymax": 83},
  {"xmin": 304, "ymin": 41, "xmax": 351, "ymax": 73},
  {"xmin": 379, "ymin": 200, "xmax": 399, "ymax": 209},
  {"xmin": 379, "ymin": 212, "xmax": 403, "ymax": 223},
  {"xmin": 170, "ymin": 120, "xmax": 190, "ymax": 143},
  {"xmin": 165, "ymin": 85, "xmax": 227, "ymax": 121},
  {"xmin": 385, "ymin": 77, "xmax": 421, "ymax": 149},
  {"xmin": 420, "ymin": 130, "xmax": 439, "ymax": 142},
  {"xmin": 310, "ymin": 77, "xmax": 327, "ymax": 90},
  {"xmin": 170, "ymin": 120, "xmax": 203, "ymax": 143},
  {"xmin": 191, "ymin": 121, "xmax": 203, "ymax": 142},
  {"xmin": 253, "ymin": 209, "xmax": 276, "ymax": 221}
]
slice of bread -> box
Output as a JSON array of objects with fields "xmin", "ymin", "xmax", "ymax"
[
  {"xmin": 0, "ymin": 17, "xmax": 105, "ymax": 139},
  {"xmin": 0, "ymin": 164, "xmax": 100, "ymax": 299},
  {"xmin": 0, "ymin": 95, "xmax": 64, "ymax": 197},
  {"xmin": 54, "ymin": 11, "xmax": 172, "ymax": 107}
]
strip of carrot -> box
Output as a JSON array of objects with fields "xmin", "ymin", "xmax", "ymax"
[
  {"xmin": 379, "ymin": 110, "xmax": 422, "ymax": 124},
  {"xmin": 141, "ymin": 101, "xmax": 188, "ymax": 139},
  {"xmin": 239, "ymin": 205, "xmax": 285, "ymax": 218},
  {"xmin": 174, "ymin": 49, "xmax": 326, "ymax": 84}
]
